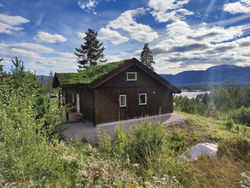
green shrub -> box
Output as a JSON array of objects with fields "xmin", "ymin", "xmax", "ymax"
[
  {"xmin": 98, "ymin": 130, "xmax": 112, "ymax": 153},
  {"xmin": 113, "ymin": 126, "xmax": 128, "ymax": 156},
  {"xmin": 224, "ymin": 119, "xmax": 234, "ymax": 130},
  {"xmin": 124, "ymin": 120, "xmax": 166, "ymax": 167},
  {"xmin": 232, "ymin": 106, "xmax": 250, "ymax": 126},
  {"xmin": 218, "ymin": 137, "xmax": 250, "ymax": 162},
  {"xmin": 167, "ymin": 131, "xmax": 186, "ymax": 152}
]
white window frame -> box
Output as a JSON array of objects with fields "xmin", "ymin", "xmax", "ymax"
[
  {"xmin": 126, "ymin": 72, "xmax": 137, "ymax": 81},
  {"xmin": 139, "ymin": 93, "xmax": 147, "ymax": 105},
  {"xmin": 119, "ymin": 94, "xmax": 127, "ymax": 107}
]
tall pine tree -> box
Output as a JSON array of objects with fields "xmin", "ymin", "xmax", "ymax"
[
  {"xmin": 140, "ymin": 43, "xmax": 155, "ymax": 70},
  {"xmin": 0, "ymin": 58, "xmax": 3, "ymax": 73},
  {"xmin": 74, "ymin": 28, "xmax": 106, "ymax": 69}
]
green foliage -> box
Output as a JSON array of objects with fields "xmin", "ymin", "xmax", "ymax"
[
  {"xmin": 224, "ymin": 119, "xmax": 234, "ymax": 130},
  {"xmin": 231, "ymin": 106, "xmax": 250, "ymax": 126},
  {"xmin": 56, "ymin": 59, "xmax": 125, "ymax": 84},
  {"xmin": 125, "ymin": 121, "xmax": 166, "ymax": 167},
  {"xmin": 174, "ymin": 87, "xmax": 250, "ymax": 126},
  {"xmin": 168, "ymin": 131, "xmax": 186, "ymax": 152},
  {"xmin": 98, "ymin": 130, "xmax": 112, "ymax": 153},
  {"xmin": 113, "ymin": 126, "xmax": 128, "ymax": 156},
  {"xmin": 74, "ymin": 28, "xmax": 106, "ymax": 69},
  {"xmin": 0, "ymin": 58, "xmax": 79, "ymax": 186},
  {"xmin": 218, "ymin": 137, "xmax": 250, "ymax": 162},
  {"xmin": 240, "ymin": 172, "xmax": 250, "ymax": 188}
]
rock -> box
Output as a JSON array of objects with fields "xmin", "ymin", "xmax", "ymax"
[{"xmin": 180, "ymin": 143, "xmax": 218, "ymax": 162}]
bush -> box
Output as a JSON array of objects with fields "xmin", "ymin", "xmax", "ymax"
[
  {"xmin": 218, "ymin": 137, "xmax": 250, "ymax": 162},
  {"xmin": 167, "ymin": 131, "xmax": 185, "ymax": 152},
  {"xmin": 126, "ymin": 120, "xmax": 166, "ymax": 167},
  {"xmin": 224, "ymin": 119, "xmax": 234, "ymax": 130},
  {"xmin": 231, "ymin": 106, "xmax": 250, "ymax": 126},
  {"xmin": 98, "ymin": 130, "xmax": 112, "ymax": 153}
]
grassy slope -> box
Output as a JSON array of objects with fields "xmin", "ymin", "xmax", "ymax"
[{"xmin": 166, "ymin": 112, "xmax": 250, "ymax": 187}]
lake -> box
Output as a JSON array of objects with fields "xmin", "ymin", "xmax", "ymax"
[{"xmin": 175, "ymin": 91, "xmax": 210, "ymax": 99}]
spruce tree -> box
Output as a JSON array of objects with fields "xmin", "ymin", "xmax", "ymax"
[
  {"xmin": 0, "ymin": 58, "xmax": 3, "ymax": 73},
  {"xmin": 74, "ymin": 28, "xmax": 106, "ymax": 69},
  {"xmin": 140, "ymin": 43, "xmax": 155, "ymax": 70}
]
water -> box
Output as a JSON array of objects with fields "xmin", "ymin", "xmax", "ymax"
[{"xmin": 175, "ymin": 91, "xmax": 210, "ymax": 99}]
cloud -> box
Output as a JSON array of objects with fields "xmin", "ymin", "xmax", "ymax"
[
  {"xmin": 34, "ymin": 31, "xmax": 67, "ymax": 43},
  {"xmin": 78, "ymin": 0, "xmax": 97, "ymax": 14},
  {"xmin": 77, "ymin": 32, "xmax": 86, "ymax": 38},
  {"xmin": 169, "ymin": 43, "xmax": 208, "ymax": 52},
  {"xmin": 103, "ymin": 8, "xmax": 158, "ymax": 43},
  {"xmin": 224, "ymin": 0, "xmax": 250, "ymax": 14},
  {"xmin": 0, "ymin": 14, "xmax": 30, "ymax": 34},
  {"xmin": 99, "ymin": 27, "xmax": 129, "ymax": 45},
  {"xmin": 148, "ymin": 0, "xmax": 193, "ymax": 22},
  {"xmin": 0, "ymin": 42, "xmax": 76, "ymax": 75},
  {"xmin": 149, "ymin": 18, "xmax": 250, "ymax": 74}
]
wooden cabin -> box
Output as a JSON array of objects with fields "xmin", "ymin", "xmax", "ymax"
[{"xmin": 53, "ymin": 58, "xmax": 181, "ymax": 125}]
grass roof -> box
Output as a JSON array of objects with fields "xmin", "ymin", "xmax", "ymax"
[{"xmin": 56, "ymin": 60, "xmax": 126, "ymax": 84}]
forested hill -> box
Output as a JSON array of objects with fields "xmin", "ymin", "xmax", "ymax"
[{"xmin": 161, "ymin": 64, "xmax": 250, "ymax": 85}]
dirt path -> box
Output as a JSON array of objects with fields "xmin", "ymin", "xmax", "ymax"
[{"xmin": 60, "ymin": 113, "xmax": 187, "ymax": 144}]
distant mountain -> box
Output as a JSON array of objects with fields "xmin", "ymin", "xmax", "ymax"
[
  {"xmin": 37, "ymin": 75, "xmax": 50, "ymax": 84},
  {"xmin": 161, "ymin": 64, "xmax": 250, "ymax": 86}
]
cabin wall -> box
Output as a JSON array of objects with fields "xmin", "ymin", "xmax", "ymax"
[
  {"xmin": 80, "ymin": 87, "xmax": 95, "ymax": 122},
  {"xmin": 94, "ymin": 65, "xmax": 173, "ymax": 124},
  {"xmin": 62, "ymin": 87, "xmax": 94, "ymax": 122}
]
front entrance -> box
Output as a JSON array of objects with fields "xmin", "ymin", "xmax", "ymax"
[{"xmin": 127, "ymin": 89, "xmax": 137, "ymax": 119}]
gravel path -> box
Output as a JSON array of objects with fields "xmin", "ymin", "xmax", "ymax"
[{"xmin": 60, "ymin": 113, "xmax": 187, "ymax": 144}]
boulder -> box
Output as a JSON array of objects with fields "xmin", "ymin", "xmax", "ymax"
[{"xmin": 181, "ymin": 143, "xmax": 218, "ymax": 162}]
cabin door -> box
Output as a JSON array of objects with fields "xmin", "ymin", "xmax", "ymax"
[
  {"xmin": 76, "ymin": 93, "xmax": 80, "ymax": 113},
  {"xmin": 127, "ymin": 89, "xmax": 137, "ymax": 119}
]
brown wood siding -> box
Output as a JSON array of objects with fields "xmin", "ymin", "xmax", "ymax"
[
  {"xmin": 94, "ymin": 65, "xmax": 174, "ymax": 124},
  {"xmin": 79, "ymin": 87, "xmax": 94, "ymax": 122},
  {"xmin": 62, "ymin": 87, "xmax": 95, "ymax": 122}
]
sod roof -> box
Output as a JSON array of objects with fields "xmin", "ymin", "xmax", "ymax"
[{"xmin": 56, "ymin": 60, "xmax": 126, "ymax": 84}]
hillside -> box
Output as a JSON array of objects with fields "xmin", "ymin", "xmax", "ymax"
[{"xmin": 161, "ymin": 64, "xmax": 250, "ymax": 87}]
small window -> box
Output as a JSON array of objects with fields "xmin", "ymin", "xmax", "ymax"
[
  {"xmin": 139, "ymin": 93, "xmax": 147, "ymax": 105},
  {"xmin": 127, "ymin": 72, "xmax": 137, "ymax": 81},
  {"xmin": 119, "ymin": 94, "xmax": 126, "ymax": 107}
]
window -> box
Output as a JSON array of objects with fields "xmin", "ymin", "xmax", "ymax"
[
  {"xmin": 126, "ymin": 72, "xmax": 137, "ymax": 81},
  {"xmin": 139, "ymin": 93, "xmax": 147, "ymax": 105},
  {"xmin": 119, "ymin": 94, "xmax": 126, "ymax": 107}
]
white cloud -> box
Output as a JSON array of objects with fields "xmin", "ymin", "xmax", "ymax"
[
  {"xmin": 77, "ymin": 32, "xmax": 86, "ymax": 38},
  {"xmin": 148, "ymin": 0, "xmax": 193, "ymax": 22},
  {"xmin": 99, "ymin": 27, "xmax": 129, "ymax": 45},
  {"xmin": 0, "ymin": 42, "xmax": 76, "ymax": 75},
  {"xmin": 224, "ymin": 0, "xmax": 250, "ymax": 14},
  {"xmin": 34, "ymin": 31, "xmax": 67, "ymax": 43},
  {"xmin": 0, "ymin": 14, "xmax": 30, "ymax": 34},
  {"xmin": 149, "ymin": 19, "xmax": 250, "ymax": 74},
  {"xmin": 104, "ymin": 8, "xmax": 158, "ymax": 43},
  {"xmin": 106, "ymin": 51, "xmax": 134, "ymax": 62},
  {"xmin": 78, "ymin": 0, "xmax": 97, "ymax": 14}
]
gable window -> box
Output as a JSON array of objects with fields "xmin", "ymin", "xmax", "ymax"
[
  {"xmin": 139, "ymin": 93, "xmax": 147, "ymax": 105},
  {"xmin": 126, "ymin": 72, "xmax": 137, "ymax": 81},
  {"xmin": 119, "ymin": 94, "xmax": 126, "ymax": 107}
]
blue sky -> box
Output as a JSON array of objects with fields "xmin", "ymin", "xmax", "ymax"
[{"xmin": 0, "ymin": 0, "xmax": 250, "ymax": 75}]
